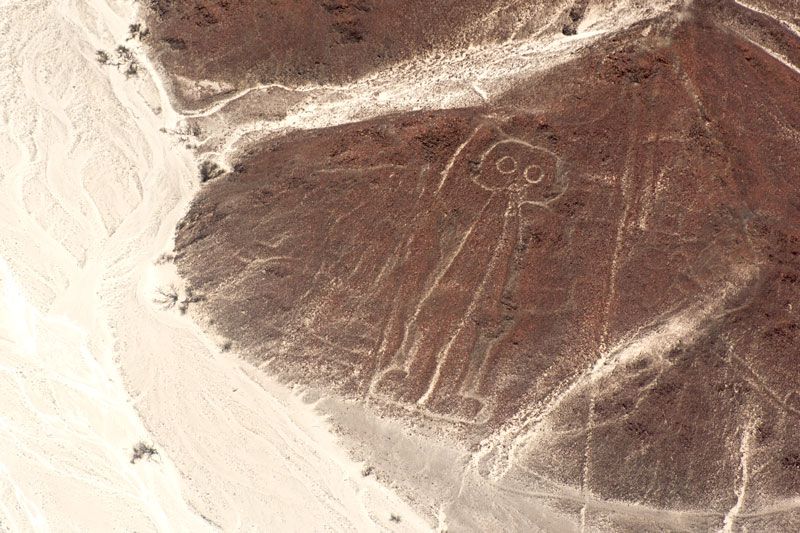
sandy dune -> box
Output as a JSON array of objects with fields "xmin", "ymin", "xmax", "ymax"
[{"xmin": 0, "ymin": 0, "xmax": 426, "ymax": 530}]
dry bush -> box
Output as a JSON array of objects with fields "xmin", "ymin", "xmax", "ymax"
[
  {"xmin": 154, "ymin": 285, "xmax": 179, "ymax": 309},
  {"xmin": 178, "ymin": 286, "xmax": 205, "ymax": 314},
  {"xmin": 130, "ymin": 441, "xmax": 158, "ymax": 464},
  {"xmin": 199, "ymin": 160, "xmax": 225, "ymax": 183}
]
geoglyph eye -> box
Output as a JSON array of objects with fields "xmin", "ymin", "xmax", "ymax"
[
  {"xmin": 524, "ymin": 164, "xmax": 543, "ymax": 184},
  {"xmin": 496, "ymin": 155, "xmax": 517, "ymax": 174}
]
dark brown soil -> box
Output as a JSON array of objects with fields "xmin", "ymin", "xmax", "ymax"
[
  {"xmin": 167, "ymin": 0, "xmax": 800, "ymax": 528},
  {"xmin": 142, "ymin": 0, "xmax": 571, "ymax": 109}
]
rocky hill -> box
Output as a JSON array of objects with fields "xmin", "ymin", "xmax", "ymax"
[{"xmin": 149, "ymin": 0, "xmax": 800, "ymax": 530}]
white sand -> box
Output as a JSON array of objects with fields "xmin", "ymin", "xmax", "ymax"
[{"xmin": 0, "ymin": 0, "xmax": 427, "ymax": 530}]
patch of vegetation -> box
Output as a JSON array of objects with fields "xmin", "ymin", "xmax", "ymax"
[
  {"xmin": 154, "ymin": 285, "xmax": 179, "ymax": 309},
  {"xmin": 124, "ymin": 61, "xmax": 139, "ymax": 78},
  {"xmin": 155, "ymin": 252, "xmax": 175, "ymax": 265},
  {"xmin": 130, "ymin": 441, "xmax": 158, "ymax": 464},
  {"xmin": 116, "ymin": 44, "xmax": 133, "ymax": 62},
  {"xmin": 178, "ymin": 286, "xmax": 205, "ymax": 314},
  {"xmin": 95, "ymin": 43, "xmax": 139, "ymax": 78},
  {"xmin": 163, "ymin": 122, "xmax": 202, "ymax": 146},
  {"xmin": 199, "ymin": 160, "xmax": 225, "ymax": 183},
  {"xmin": 147, "ymin": 0, "xmax": 174, "ymax": 17},
  {"xmin": 361, "ymin": 465, "xmax": 374, "ymax": 477},
  {"xmin": 389, "ymin": 513, "xmax": 401, "ymax": 523},
  {"xmin": 187, "ymin": 122, "xmax": 202, "ymax": 138},
  {"xmin": 128, "ymin": 23, "xmax": 150, "ymax": 40}
]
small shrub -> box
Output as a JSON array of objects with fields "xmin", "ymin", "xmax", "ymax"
[
  {"xmin": 361, "ymin": 465, "xmax": 374, "ymax": 477},
  {"xmin": 178, "ymin": 286, "xmax": 205, "ymax": 314},
  {"xmin": 221, "ymin": 340, "xmax": 232, "ymax": 352},
  {"xmin": 155, "ymin": 252, "xmax": 175, "ymax": 265},
  {"xmin": 124, "ymin": 61, "xmax": 139, "ymax": 78},
  {"xmin": 389, "ymin": 514, "xmax": 401, "ymax": 523},
  {"xmin": 128, "ymin": 23, "xmax": 149, "ymax": 40},
  {"xmin": 96, "ymin": 50, "xmax": 110, "ymax": 64},
  {"xmin": 130, "ymin": 441, "xmax": 158, "ymax": 464},
  {"xmin": 116, "ymin": 45, "xmax": 132, "ymax": 61},
  {"xmin": 199, "ymin": 160, "xmax": 224, "ymax": 183},
  {"xmin": 154, "ymin": 285, "xmax": 179, "ymax": 309}
]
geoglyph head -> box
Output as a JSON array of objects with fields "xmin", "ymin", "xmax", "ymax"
[{"xmin": 473, "ymin": 139, "xmax": 565, "ymax": 204}]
